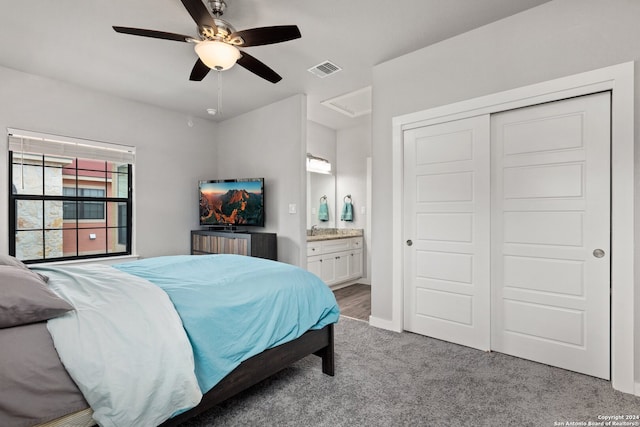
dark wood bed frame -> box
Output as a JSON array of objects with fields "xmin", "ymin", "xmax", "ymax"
[{"xmin": 160, "ymin": 323, "xmax": 335, "ymax": 426}]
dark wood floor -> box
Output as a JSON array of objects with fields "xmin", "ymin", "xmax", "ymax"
[{"xmin": 333, "ymin": 283, "xmax": 371, "ymax": 321}]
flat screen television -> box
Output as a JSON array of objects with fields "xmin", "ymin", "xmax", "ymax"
[{"xmin": 199, "ymin": 178, "xmax": 265, "ymax": 227}]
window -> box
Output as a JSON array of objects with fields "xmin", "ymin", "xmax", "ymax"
[
  {"xmin": 63, "ymin": 188, "xmax": 106, "ymax": 220},
  {"xmin": 8, "ymin": 129, "xmax": 135, "ymax": 263}
]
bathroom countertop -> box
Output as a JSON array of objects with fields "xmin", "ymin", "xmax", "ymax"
[{"xmin": 306, "ymin": 228, "xmax": 363, "ymax": 242}]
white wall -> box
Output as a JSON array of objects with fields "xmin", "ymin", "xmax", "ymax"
[
  {"xmin": 336, "ymin": 119, "xmax": 370, "ymax": 231},
  {"xmin": 371, "ymin": 0, "xmax": 640, "ymax": 386},
  {"xmin": 0, "ymin": 66, "xmax": 218, "ymax": 258},
  {"xmin": 336, "ymin": 119, "xmax": 371, "ymax": 282},
  {"xmin": 216, "ymin": 95, "xmax": 307, "ymax": 266},
  {"xmin": 307, "ymin": 120, "xmax": 337, "ymax": 228},
  {"xmin": 307, "ymin": 120, "xmax": 337, "ymax": 168}
]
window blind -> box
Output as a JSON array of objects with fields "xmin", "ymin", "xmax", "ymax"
[{"xmin": 7, "ymin": 128, "xmax": 135, "ymax": 164}]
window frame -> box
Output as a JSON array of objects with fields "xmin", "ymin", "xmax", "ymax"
[
  {"xmin": 63, "ymin": 187, "xmax": 107, "ymax": 221},
  {"xmin": 7, "ymin": 131, "xmax": 134, "ymax": 264}
]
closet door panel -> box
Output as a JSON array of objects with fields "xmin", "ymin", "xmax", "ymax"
[
  {"xmin": 491, "ymin": 92, "xmax": 611, "ymax": 380},
  {"xmin": 403, "ymin": 115, "xmax": 491, "ymax": 351}
]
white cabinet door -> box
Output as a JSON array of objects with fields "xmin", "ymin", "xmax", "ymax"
[
  {"xmin": 349, "ymin": 250, "xmax": 363, "ymax": 279},
  {"xmin": 334, "ymin": 253, "xmax": 350, "ymax": 283},
  {"xmin": 491, "ymin": 92, "xmax": 611, "ymax": 379},
  {"xmin": 320, "ymin": 255, "xmax": 336, "ymax": 284},
  {"xmin": 307, "ymin": 255, "xmax": 322, "ymax": 279},
  {"xmin": 403, "ymin": 115, "xmax": 491, "ymax": 351}
]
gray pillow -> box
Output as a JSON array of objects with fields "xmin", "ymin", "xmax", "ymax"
[
  {"xmin": 0, "ymin": 265, "xmax": 73, "ymax": 328},
  {"xmin": 0, "ymin": 254, "xmax": 49, "ymax": 282}
]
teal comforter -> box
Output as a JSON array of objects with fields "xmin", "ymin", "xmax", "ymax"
[{"xmin": 115, "ymin": 254, "xmax": 340, "ymax": 393}]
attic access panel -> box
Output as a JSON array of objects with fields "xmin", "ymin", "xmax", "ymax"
[{"xmin": 321, "ymin": 86, "xmax": 371, "ymax": 118}]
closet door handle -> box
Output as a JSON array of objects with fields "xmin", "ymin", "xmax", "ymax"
[
  {"xmin": 593, "ymin": 248, "xmax": 605, "ymax": 258},
  {"xmin": 406, "ymin": 240, "xmax": 413, "ymax": 246}
]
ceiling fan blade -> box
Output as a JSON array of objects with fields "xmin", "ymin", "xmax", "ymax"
[
  {"xmin": 236, "ymin": 51, "xmax": 282, "ymax": 84},
  {"xmin": 190, "ymin": 58, "xmax": 211, "ymax": 81},
  {"xmin": 181, "ymin": 0, "xmax": 217, "ymax": 33},
  {"xmin": 112, "ymin": 26, "xmax": 192, "ymax": 42},
  {"xmin": 231, "ymin": 25, "xmax": 301, "ymax": 47}
]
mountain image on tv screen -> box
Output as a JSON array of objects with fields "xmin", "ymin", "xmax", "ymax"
[{"xmin": 199, "ymin": 180, "xmax": 264, "ymax": 226}]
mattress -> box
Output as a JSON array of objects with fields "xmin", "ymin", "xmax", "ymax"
[{"xmin": 34, "ymin": 409, "xmax": 95, "ymax": 427}]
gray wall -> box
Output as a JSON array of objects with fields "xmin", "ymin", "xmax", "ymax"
[
  {"xmin": 216, "ymin": 95, "xmax": 307, "ymax": 266},
  {"xmin": 370, "ymin": 0, "xmax": 640, "ymax": 386},
  {"xmin": 0, "ymin": 65, "xmax": 218, "ymax": 258}
]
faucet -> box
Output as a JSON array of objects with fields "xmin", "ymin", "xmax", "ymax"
[{"xmin": 311, "ymin": 224, "xmax": 318, "ymax": 236}]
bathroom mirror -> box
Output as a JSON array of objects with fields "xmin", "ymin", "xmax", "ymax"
[{"xmin": 307, "ymin": 172, "xmax": 335, "ymax": 229}]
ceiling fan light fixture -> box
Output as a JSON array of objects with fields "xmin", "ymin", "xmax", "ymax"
[
  {"xmin": 195, "ymin": 40, "xmax": 240, "ymax": 70},
  {"xmin": 113, "ymin": 0, "xmax": 299, "ymax": 83}
]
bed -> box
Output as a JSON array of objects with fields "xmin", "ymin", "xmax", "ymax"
[{"xmin": 0, "ymin": 254, "xmax": 339, "ymax": 427}]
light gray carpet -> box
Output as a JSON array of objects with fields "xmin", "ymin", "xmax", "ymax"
[{"xmin": 181, "ymin": 317, "xmax": 640, "ymax": 426}]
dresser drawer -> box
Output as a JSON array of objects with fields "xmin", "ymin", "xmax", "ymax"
[
  {"xmin": 307, "ymin": 241, "xmax": 322, "ymax": 256},
  {"xmin": 350, "ymin": 237, "xmax": 363, "ymax": 250},
  {"xmin": 321, "ymin": 239, "xmax": 351, "ymax": 253}
]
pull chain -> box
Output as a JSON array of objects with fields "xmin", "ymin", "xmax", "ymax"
[
  {"xmin": 20, "ymin": 137, "xmax": 24, "ymax": 189},
  {"xmin": 217, "ymin": 70, "xmax": 222, "ymax": 116}
]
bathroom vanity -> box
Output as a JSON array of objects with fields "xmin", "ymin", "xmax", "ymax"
[{"xmin": 306, "ymin": 229, "xmax": 363, "ymax": 287}]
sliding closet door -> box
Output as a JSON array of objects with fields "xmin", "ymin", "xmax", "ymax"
[
  {"xmin": 403, "ymin": 115, "xmax": 491, "ymax": 351},
  {"xmin": 490, "ymin": 92, "xmax": 611, "ymax": 379}
]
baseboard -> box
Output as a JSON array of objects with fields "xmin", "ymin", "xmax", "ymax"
[
  {"xmin": 368, "ymin": 316, "xmax": 401, "ymax": 333},
  {"xmin": 330, "ymin": 279, "xmax": 367, "ymax": 291}
]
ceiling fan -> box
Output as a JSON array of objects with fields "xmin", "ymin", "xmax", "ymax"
[{"xmin": 113, "ymin": 0, "xmax": 301, "ymax": 83}]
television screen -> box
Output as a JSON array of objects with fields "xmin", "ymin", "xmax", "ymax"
[{"xmin": 199, "ymin": 178, "xmax": 265, "ymax": 227}]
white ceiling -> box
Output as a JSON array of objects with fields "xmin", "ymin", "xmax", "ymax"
[{"xmin": 0, "ymin": 0, "xmax": 551, "ymax": 130}]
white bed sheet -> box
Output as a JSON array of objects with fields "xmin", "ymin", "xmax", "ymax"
[{"xmin": 39, "ymin": 264, "xmax": 202, "ymax": 427}]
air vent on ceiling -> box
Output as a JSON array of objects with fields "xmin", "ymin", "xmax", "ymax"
[{"xmin": 308, "ymin": 60, "xmax": 342, "ymax": 78}]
